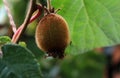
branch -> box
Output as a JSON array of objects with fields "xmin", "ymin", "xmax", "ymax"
[
  {"xmin": 29, "ymin": 4, "xmax": 42, "ymax": 23},
  {"xmin": 12, "ymin": 0, "xmax": 37, "ymax": 43},
  {"xmin": 22, "ymin": 0, "xmax": 37, "ymax": 33}
]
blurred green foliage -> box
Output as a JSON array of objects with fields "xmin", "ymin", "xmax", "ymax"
[
  {"xmin": 0, "ymin": 0, "xmax": 2, "ymax": 5},
  {"xmin": 40, "ymin": 51, "xmax": 106, "ymax": 78}
]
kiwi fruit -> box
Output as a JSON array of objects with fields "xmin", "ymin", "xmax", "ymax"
[{"xmin": 35, "ymin": 0, "xmax": 70, "ymax": 59}]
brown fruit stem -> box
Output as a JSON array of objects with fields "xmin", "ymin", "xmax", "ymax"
[
  {"xmin": 47, "ymin": 0, "xmax": 52, "ymax": 12},
  {"xmin": 44, "ymin": 6, "xmax": 50, "ymax": 14},
  {"xmin": 45, "ymin": 0, "xmax": 61, "ymax": 14}
]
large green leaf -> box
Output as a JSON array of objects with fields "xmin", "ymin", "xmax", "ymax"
[
  {"xmin": 52, "ymin": 0, "xmax": 120, "ymax": 54},
  {"xmin": 0, "ymin": 44, "xmax": 42, "ymax": 78}
]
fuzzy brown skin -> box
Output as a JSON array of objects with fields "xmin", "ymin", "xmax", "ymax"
[{"xmin": 35, "ymin": 13, "xmax": 70, "ymax": 59}]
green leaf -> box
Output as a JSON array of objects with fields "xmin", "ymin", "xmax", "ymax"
[
  {"xmin": 52, "ymin": 0, "xmax": 120, "ymax": 54},
  {"xmin": 0, "ymin": 36, "xmax": 11, "ymax": 45},
  {"xmin": 18, "ymin": 41, "xmax": 27, "ymax": 47},
  {"xmin": 0, "ymin": 44, "xmax": 42, "ymax": 78}
]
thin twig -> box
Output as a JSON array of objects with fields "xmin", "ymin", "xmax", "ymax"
[
  {"xmin": 47, "ymin": 0, "xmax": 51, "ymax": 12},
  {"xmin": 12, "ymin": 0, "xmax": 37, "ymax": 43},
  {"xmin": 3, "ymin": 0, "xmax": 17, "ymax": 33},
  {"xmin": 22, "ymin": 0, "xmax": 36, "ymax": 31},
  {"xmin": 29, "ymin": 4, "xmax": 42, "ymax": 23},
  {"xmin": 55, "ymin": 8, "xmax": 61, "ymax": 13}
]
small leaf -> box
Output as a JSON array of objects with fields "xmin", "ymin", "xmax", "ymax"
[
  {"xmin": 0, "ymin": 36, "xmax": 11, "ymax": 45},
  {"xmin": 18, "ymin": 41, "xmax": 27, "ymax": 47},
  {"xmin": 0, "ymin": 44, "xmax": 42, "ymax": 78}
]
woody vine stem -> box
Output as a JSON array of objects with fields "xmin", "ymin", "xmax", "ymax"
[
  {"xmin": 11, "ymin": 0, "xmax": 37, "ymax": 43},
  {"xmin": 3, "ymin": 0, "xmax": 42, "ymax": 43}
]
